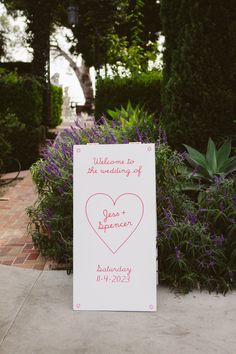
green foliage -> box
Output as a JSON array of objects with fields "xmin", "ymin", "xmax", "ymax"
[
  {"xmin": 0, "ymin": 69, "xmax": 42, "ymax": 126},
  {"xmin": 106, "ymin": 0, "xmax": 159, "ymax": 75},
  {"xmin": 28, "ymin": 110, "xmax": 236, "ymax": 293},
  {"xmin": 0, "ymin": 112, "xmax": 25, "ymax": 164},
  {"xmin": 95, "ymin": 70, "xmax": 162, "ymax": 118},
  {"xmin": 184, "ymin": 138, "xmax": 236, "ymax": 183},
  {"xmin": 157, "ymin": 150, "xmax": 236, "ymax": 294},
  {"xmin": 161, "ymin": 1, "xmax": 236, "ymax": 150},
  {"xmin": 50, "ymin": 84, "xmax": 63, "ymax": 128},
  {"xmin": 0, "ymin": 69, "xmax": 44, "ymax": 170},
  {"xmin": 107, "ymin": 101, "xmax": 159, "ymax": 142},
  {"xmin": 27, "ymin": 111, "xmax": 163, "ymax": 271}
]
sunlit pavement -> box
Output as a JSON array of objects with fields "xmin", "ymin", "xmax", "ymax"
[{"xmin": 0, "ymin": 265, "xmax": 235, "ymax": 354}]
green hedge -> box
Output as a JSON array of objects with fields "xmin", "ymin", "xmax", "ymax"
[
  {"xmin": 160, "ymin": 1, "xmax": 236, "ymax": 151},
  {"xmin": 0, "ymin": 69, "xmax": 44, "ymax": 170},
  {"xmin": 0, "ymin": 69, "xmax": 42, "ymax": 127},
  {"xmin": 95, "ymin": 70, "xmax": 162, "ymax": 118},
  {"xmin": 50, "ymin": 84, "xmax": 63, "ymax": 128}
]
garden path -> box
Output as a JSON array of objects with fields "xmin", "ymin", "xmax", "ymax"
[{"xmin": 0, "ymin": 171, "xmax": 50, "ymax": 270}]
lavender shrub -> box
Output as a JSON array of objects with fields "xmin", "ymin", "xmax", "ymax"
[{"xmin": 27, "ymin": 115, "xmax": 236, "ymax": 293}]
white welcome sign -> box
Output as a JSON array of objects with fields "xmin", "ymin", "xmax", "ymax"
[{"xmin": 73, "ymin": 143, "xmax": 157, "ymax": 311}]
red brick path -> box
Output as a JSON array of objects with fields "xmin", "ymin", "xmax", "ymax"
[{"xmin": 0, "ymin": 171, "xmax": 49, "ymax": 269}]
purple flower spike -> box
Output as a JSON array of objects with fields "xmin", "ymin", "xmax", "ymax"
[
  {"xmin": 186, "ymin": 212, "xmax": 197, "ymax": 225},
  {"xmin": 136, "ymin": 127, "xmax": 143, "ymax": 142},
  {"xmin": 163, "ymin": 208, "xmax": 175, "ymax": 226},
  {"xmin": 162, "ymin": 130, "xmax": 168, "ymax": 144},
  {"xmin": 175, "ymin": 246, "xmax": 181, "ymax": 260},
  {"xmin": 232, "ymin": 195, "xmax": 236, "ymax": 206},
  {"xmin": 219, "ymin": 201, "xmax": 225, "ymax": 212},
  {"xmin": 213, "ymin": 175, "xmax": 221, "ymax": 186}
]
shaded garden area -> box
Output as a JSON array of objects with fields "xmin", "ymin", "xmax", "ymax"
[{"xmin": 0, "ymin": 0, "xmax": 236, "ymax": 293}]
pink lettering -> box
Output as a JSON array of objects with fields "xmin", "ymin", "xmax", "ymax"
[
  {"xmin": 103, "ymin": 209, "xmax": 120, "ymax": 223},
  {"xmin": 87, "ymin": 166, "xmax": 98, "ymax": 174},
  {"xmin": 93, "ymin": 157, "xmax": 125, "ymax": 165},
  {"xmin": 100, "ymin": 167, "xmax": 131, "ymax": 177},
  {"xmin": 133, "ymin": 165, "xmax": 143, "ymax": 177},
  {"xmin": 127, "ymin": 158, "xmax": 135, "ymax": 164},
  {"xmin": 98, "ymin": 220, "xmax": 133, "ymax": 233}
]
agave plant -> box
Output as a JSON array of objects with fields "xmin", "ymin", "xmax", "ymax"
[
  {"xmin": 183, "ymin": 138, "xmax": 236, "ymax": 183},
  {"xmin": 107, "ymin": 101, "xmax": 155, "ymax": 129},
  {"xmin": 106, "ymin": 101, "xmax": 158, "ymax": 142}
]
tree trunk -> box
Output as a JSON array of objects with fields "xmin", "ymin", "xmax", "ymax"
[{"xmin": 51, "ymin": 45, "xmax": 94, "ymax": 108}]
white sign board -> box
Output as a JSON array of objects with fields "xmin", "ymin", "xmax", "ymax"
[{"xmin": 73, "ymin": 143, "xmax": 157, "ymax": 311}]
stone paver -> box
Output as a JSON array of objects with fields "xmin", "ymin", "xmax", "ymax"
[{"xmin": 0, "ymin": 171, "xmax": 48, "ymax": 269}]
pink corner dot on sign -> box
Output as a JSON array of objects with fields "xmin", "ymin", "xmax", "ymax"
[
  {"xmin": 147, "ymin": 146, "xmax": 152, "ymax": 151},
  {"xmin": 149, "ymin": 304, "xmax": 154, "ymax": 310},
  {"xmin": 76, "ymin": 304, "xmax": 80, "ymax": 309}
]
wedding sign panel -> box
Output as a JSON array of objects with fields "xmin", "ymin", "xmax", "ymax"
[{"xmin": 73, "ymin": 143, "xmax": 157, "ymax": 311}]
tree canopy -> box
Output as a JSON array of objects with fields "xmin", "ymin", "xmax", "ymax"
[
  {"xmin": 1, "ymin": 0, "xmax": 161, "ymax": 71},
  {"xmin": 161, "ymin": 0, "xmax": 236, "ymax": 150}
]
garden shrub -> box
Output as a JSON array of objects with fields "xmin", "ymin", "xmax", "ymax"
[
  {"xmin": 0, "ymin": 69, "xmax": 44, "ymax": 170},
  {"xmin": 0, "ymin": 112, "xmax": 25, "ymax": 168},
  {"xmin": 28, "ymin": 113, "xmax": 236, "ymax": 293},
  {"xmin": 161, "ymin": 1, "xmax": 236, "ymax": 151},
  {"xmin": 95, "ymin": 70, "xmax": 162, "ymax": 118},
  {"xmin": 157, "ymin": 149, "xmax": 236, "ymax": 293},
  {"xmin": 50, "ymin": 84, "xmax": 63, "ymax": 128},
  {"xmin": 0, "ymin": 69, "xmax": 42, "ymax": 127}
]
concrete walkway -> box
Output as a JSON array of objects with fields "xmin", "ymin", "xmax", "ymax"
[{"xmin": 0, "ymin": 265, "xmax": 235, "ymax": 354}]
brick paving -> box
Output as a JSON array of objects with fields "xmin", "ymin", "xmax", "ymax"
[{"xmin": 0, "ymin": 170, "xmax": 49, "ymax": 270}]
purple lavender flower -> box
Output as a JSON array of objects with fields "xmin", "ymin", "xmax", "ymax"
[
  {"xmin": 70, "ymin": 125, "xmax": 81, "ymax": 144},
  {"xmin": 109, "ymin": 131, "xmax": 117, "ymax": 143},
  {"xmin": 186, "ymin": 212, "xmax": 197, "ymax": 225},
  {"xmin": 167, "ymin": 197, "xmax": 174, "ymax": 211},
  {"xmin": 198, "ymin": 261, "xmax": 205, "ymax": 269},
  {"xmin": 190, "ymin": 166, "xmax": 198, "ymax": 178},
  {"xmin": 100, "ymin": 115, "xmax": 107, "ymax": 124},
  {"xmin": 228, "ymin": 218, "xmax": 235, "ymax": 224},
  {"xmin": 163, "ymin": 223, "xmax": 169, "ymax": 230},
  {"xmin": 213, "ymin": 175, "xmax": 221, "ymax": 186},
  {"xmin": 46, "ymin": 165, "xmax": 57, "ymax": 177},
  {"xmin": 175, "ymin": 246, "xmax": 181, "ymax": 260},
  {"xmin": 232, "ymin": 195, "xmax": 236, "ymax": 206},
  {"xmin": 57, "ymin": 186, "xmax": 65, "ymax": 194},
  {"xmin": 214, "ymin": 234, "xmax": 225, "ymax": 246},
  {"xmin": 204, "ymin": 249, "xmax": 212, "ymax": 257},
  {"xmin": 41, "ymin": 208, "xmax": 53, "ymax": 220},
  {"xmin": 199, "ymin": 208, "xmax": 208, "ymax": 212},
  {"xmin": 219, "ymin": 201, "xmax": 225, "ymax": 212},
  {"xmin": 61, "ymin": 144, "xmax": 69, "ymax": 158},
  {"xmin": 209, "ymin": 261, "xmax": 215, "ymax": 269},
  {"xmin": 162, "ymin": 130, "xmax": 168, "ymax": 144},
  {"xmin": 49, "ymin": 161, "xmax": 62, "ymax": 177},
  {"xmin": 162, "ymin": 208, "xmax": 176, "ymax": 226},
  {"xmin": 179, "ymin": 152, "xmax": 187, "ymax": 161},
  {"xmin": 136, "ymin": 127, "xmax": 143, "ymax": 142}
]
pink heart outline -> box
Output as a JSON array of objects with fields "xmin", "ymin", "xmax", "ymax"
[{"xmin": 85, "ymin": 193, "xmax": 144, "ymax": 254}]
